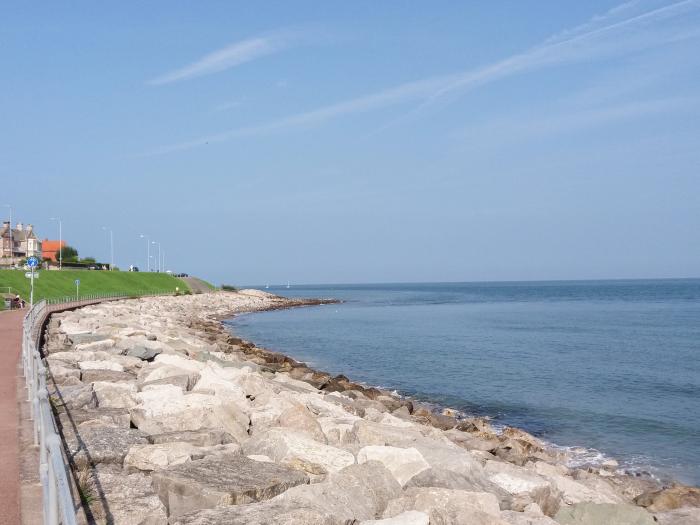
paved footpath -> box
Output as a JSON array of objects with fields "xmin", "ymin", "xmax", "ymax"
[{"xmin": 0, "ymin": 309, "xmax": 24, "ymax": 525}]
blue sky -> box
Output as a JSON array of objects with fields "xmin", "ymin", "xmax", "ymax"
[{"xmin": 2, "ymin": 1, "xmax": 699, "ymax": 284}]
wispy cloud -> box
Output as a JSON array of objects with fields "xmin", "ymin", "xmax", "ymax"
[
  {"xmin": 149, "ymin": 30, "xmax": 297, "ymax": 85},
  {"xmin": 458, "ymin": 96, "xmax": 700, "ymax": 146},
  {"xmin": 147, "ymin": 0, "xmax": 700, "ymax": 154}
]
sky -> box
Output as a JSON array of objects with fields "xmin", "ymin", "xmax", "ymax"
[{"xmin": 2, "ymin": 1, "xmax": 699, "ymax": 285}]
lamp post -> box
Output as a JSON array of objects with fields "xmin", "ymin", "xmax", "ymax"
[
  {"xmin": 2, "ymin": 205, "xmax": 11, "ymax": 266},
  {"xmin": 140, "ymin": 234, "xmax": 150, "ymax": 271},
  {"xmin": 151, "ymin": 241, "xmax": 161, "ymax": 272},
  {"xmin": 102, "ymin": 226, "xmax": 114, "ymax": 270},
  {"xmin": 49, "ymin": 216, "xmax": 62, "ymax": 270}
]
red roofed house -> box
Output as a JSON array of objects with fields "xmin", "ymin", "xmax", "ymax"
[{"xmin": 42, "ymin": 239, "xmax": 66, "ymax": 262}]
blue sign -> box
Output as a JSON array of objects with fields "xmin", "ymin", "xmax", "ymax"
[
  {"xmin": 75, "ymin": 279, "xmax": 80, "ymax": 285},
  {"xmin": 27, "ymin": 256, "xmax": 39, "ymax": 268}
]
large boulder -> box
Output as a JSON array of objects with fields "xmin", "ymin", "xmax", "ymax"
[
  {"xmin": 277, "ymin": 404, "xmax": 327, "ymax": 443},
  {"xmin": 190, "ymin": 362, "xmax": 248, "ymax": 404},
  {"xmin": 406, "ymin": 468, "xmax": 512, "ymax": 509},
  {"xmin": 125, "ymin": 442, "xmax": 198, "ymax": 472},
  {"xmin": 86, "ymin": 464, "xmax": 167, "ymax": 525},
  {"xmin": 360, "ymin": 511, "xmax": 430, "ymax": 525},
  {"xmin": 52, "ymin": 384, "xmax": 97, "ymax": 410},
  {"xmin": 383, "ymin": 487, "xmax": 504, "ymax": 525},
  {"xmin": 171, "ymin": 500, "xmax": 336, "ymax": 525},
  {"xmin": 92, "ymin": 381, "xmax": 138, "ymax": 409},
  {"xmin": 653, "ymin": 507, "xmax": 700, "ymax": 525},
  {"xmin": 357, "ymin": 446, "xmax": 430, "ymax": 487},
  {"xmin": 64, "ymin": 426, "xmax": 149, "ymax": 468},
  {"xmin": 484, "ymin": 461, "xmax": 561, "ymax": 516},
  {"xmin": 130, "ymin": 385, "xmax": 249, "ymax": 442},
  {"xmin": 78, "ymin": 360, "xmax": 124, "ymax": 372},
  {"xmin": 554, "ymin": 503, "xmax": 655, "ymax": 525},
  {"xmin": 81, "ymin": 369, "xmax": 136, "ymax": 383},
  {"xmin": 530, "ymin": 461, "xmax": 623, "ymax": 505},
  {"xmin": 242, "ymin": 428, "xmax": 355, "ymax": 475},
  {"xmin": 151, "ymin": 454, "xmax": 309, "ymax": 519},
  {"xmin": 634, "ymin": 485, "xmax": 700, "ymax": 512},
  {"xmin": 147, "ymin": 429, "xmax": 236, "ymax": 447}
]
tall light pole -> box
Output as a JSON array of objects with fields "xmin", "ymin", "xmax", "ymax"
[
  {"xmin": 152, "ymin": 241, "xmax": 161, "ymax": 272},
  {"xmin": 102, "ymin": 226, "xmax": 114, "ymax": 270},
  {"xmin": 2, "ymin": 205, "xmax": 12, "ymax": 266},
  {"xmin": 49, "ymin": 216, "xmax": 62, "ymax": 270},
  {"xmin": 140, "ymin": 234, "xmax": 150, "ymax": 271},
  {"xmin": 162, "ymin": 248, "xmax": 166, "ymax": 273}
]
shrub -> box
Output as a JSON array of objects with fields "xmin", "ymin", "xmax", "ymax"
[{"xmin": 221, "ymin": 284, "xmax": 238, "ymax": 291}]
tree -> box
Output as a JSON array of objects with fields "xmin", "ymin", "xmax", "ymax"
[{"xmin": 57, "ymin": 245, "xmax": 78, "ymax": 262}]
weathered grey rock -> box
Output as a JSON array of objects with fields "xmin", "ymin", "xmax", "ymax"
[
  {"xmin": 406, "ymin": 467, "xmax": 512, "ymax": 509},
  {"xmin": 554, "ymin": 503, "xmax": 655, "ymax": 525},
  {"xmin": 243, "ymin": 428, "xmax": 355, "ymax": 475},
  {"xmin": 138, "ymin": 364, "xmax": 201, "ymax": 390},
  {"xmin": 357, "ymin": 446, "xmax": 430, "ymax": 487},
  {"xmin": 653, "ymin": 507, "xmax": 700, "ymax": 525},
  {"xmin": 171, "ymin": 501, "xmax": 336, "ymax": 525},
  {"xmin": 78, "ymin": 360, "xmax": 124, "ymax": 372},
  {"xmin": 80, "ymin": 369, "xmax": 136, "ymax": 383},
  {"xmin": 383, "ymin": 487, "xmax": 503, "ymax": 525},
  {"xmin": 52, "ymin": 384, "xmax": 97, "ymax": 410},
  {"xmin": 47, "ymin": 363, "xmax": 82, "ymax": 384},
  {"xmin": 93, "ymin": 381, "xmax": 138, "ymax": 409},
  {"xmin": 485, "ymin": 460, "xmax": 561, "ymax": 516},
  {"xmin": 360, "ymin": 511, "xmax": 430, "ymax": 525},
  {"xmin": 87, "ymin": 464, "xmax": 167, "ymax": 525},
  {"xmin": 529, "ymin": 461, "xmax": 623, "ymax": 505},
  {"xmin": 500, "ymin": 510, "xmax": 559, "ymax": 524},
  {"xmin": 151, "ymin": 454, "xmax": 309, "ymax": 518},
  {"xmin": 318, "ymin": 415, "xmax": 360, "ymax": 446},
  {"xmin": 127, "ymin": 344, "xmax": 161, "ymax": 361},
  {"xmin": 75, "ymin": 338, "xmax": 115, "ymax": 352},
  {"xmin": 125, "ymin": 442, "xmax": 198, "ymax": 471},
  {"xmin": 140, "ymin": 374, "xmax": 192, "ymax": 391},
  {"xmin": 57, "ymin": 407, "xmax": 131, "ymax": 429},
  {"xmin": 64, "ymin": 426, "xmax": 149, "ymax": 468},
  {"xmin": 147, "ymin": 429, "xmax": 236, "ymax": 447},
  {"xmin": 247, "ymin": 460, "xmax": 401, "ymax": 523}
]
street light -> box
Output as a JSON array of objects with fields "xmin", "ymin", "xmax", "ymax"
[
  {"xmin": 2, "ymin": 205, "xmax": 12, "ymax": 266},
  {"xmin": 151, "ymin": 241, "xmax": 161, "ymax": 272},
  {"xmin": 102, "ymin": 226, "xmax": 114, "ymax": 270},
  {"xmin": 139, "ymin": 234, "xmax": 150, "ymax": 271},
  {"xmin": 49, "ymin": 217, "xmax": 62, "ymax": 270}
]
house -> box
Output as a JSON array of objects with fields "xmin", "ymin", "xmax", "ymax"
[
  {"xmin": 0, "ymin": 221, "xmax": 42, "ymax": 263},
  {"xmin": 42, "ymin": 239, "xmax": 65, "ymax": 262}
]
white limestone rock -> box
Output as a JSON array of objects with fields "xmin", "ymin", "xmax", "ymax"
[
  {"xmin": 243, "ymin": 428, "xmax": 355, "ymax": 475},
  {"xmin": 357, "ymin": 446, "xmax": 430, "ymax": 487}
]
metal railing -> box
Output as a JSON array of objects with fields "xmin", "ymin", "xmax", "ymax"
[{"xmin": 21, "ymin": 290, "xmax": 181, "ymax": 524}]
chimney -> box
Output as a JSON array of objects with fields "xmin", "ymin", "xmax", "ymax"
[
  {"xmin": 26, "ymin": 224, "xmax": 33, "ymax": 234},
  {"xmin": 16, "ymin": 222, "xmax": 23, "ymax": 231}
]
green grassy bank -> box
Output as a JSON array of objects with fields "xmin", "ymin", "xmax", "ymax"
[{"xmin": 0, "ymin": 269, "xmax": 190, "ymax": 303}]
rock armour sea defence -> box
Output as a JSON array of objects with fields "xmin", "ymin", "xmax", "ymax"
[{"xmin": 41, "ymin": 290, "xmax": 698, "ymax": 524}]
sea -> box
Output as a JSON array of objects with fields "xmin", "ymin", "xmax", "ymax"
[{"xmin": 225, "ymin": 279, "xmax": 700, "ymax": 485}]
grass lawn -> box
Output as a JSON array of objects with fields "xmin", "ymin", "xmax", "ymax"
[{"xmin": 0, "ymin": 269, "xmax": 191, "ymax": 303}]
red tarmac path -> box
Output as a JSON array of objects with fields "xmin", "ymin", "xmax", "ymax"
[{"xmin": 0, "ymin": 308, "xmax": 24, "ymax": 524}]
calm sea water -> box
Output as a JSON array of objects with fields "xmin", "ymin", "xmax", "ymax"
[{"xmin": 226, "ymin": 280, "xmax": 700, "ymax": 485}]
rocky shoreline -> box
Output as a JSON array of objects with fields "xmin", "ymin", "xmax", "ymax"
[{"xmin": 42, "ymin": 290, "xmax": 699, "ymax": 524}]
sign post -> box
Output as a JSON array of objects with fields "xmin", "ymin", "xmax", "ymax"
[
  {"xmin": 75, "ymin": 279, "xmax": 80, "ymax": 300},
  {"xmin": 26, "ymin": 256, "xmax": 39, "ymax": 307}
]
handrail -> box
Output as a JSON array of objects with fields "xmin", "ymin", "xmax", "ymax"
[{"xmin": 21, "ymin": 290, "xmax": 181, "ymax": 524}]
